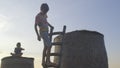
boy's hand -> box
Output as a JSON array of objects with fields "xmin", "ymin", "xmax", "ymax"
[
  {"xmin": 51, "ymin": 26, "xmax": 54, "ymax": 29},
  {"xmin": 37, "ymin": 36, "xmax": 41, "ymax": 41}
]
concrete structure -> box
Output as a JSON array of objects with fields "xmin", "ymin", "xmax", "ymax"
[
  {"xmin": 1, "ymin": 56, "xmax": 34, "ymax": 68},
  {"xmin": 54, "ymin": 30, "xmax": 108, "ymax": 68}
]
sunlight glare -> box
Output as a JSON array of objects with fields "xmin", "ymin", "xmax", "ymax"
[{"xmin": 0, "ymin": 14, "xmax": 10, "ymax": 31}]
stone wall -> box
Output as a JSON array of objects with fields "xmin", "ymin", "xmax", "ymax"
[{"xmin": 54, "ymin": 30, "xmax": 108, "ymax": 68}]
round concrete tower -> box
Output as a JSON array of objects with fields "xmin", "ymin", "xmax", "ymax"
[
  {"xmin": 54, "ymin": 30, "xmax": 108, "ymax": 68},
  {"xmin": 1, "ymin": 56, "xmax": 34, "ymax": 68}
]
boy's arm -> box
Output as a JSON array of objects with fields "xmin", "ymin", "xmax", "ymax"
[
  {"xmin": 21, "ymin": 48, "xmax": 25, "ymax": 50},
  {"xmin": 48, "ymin": 22, "xmax": 54, "ymax": 29},
  {"xmin": 34, "ymin": 23, "xmax": 41, "ymax": 41}
]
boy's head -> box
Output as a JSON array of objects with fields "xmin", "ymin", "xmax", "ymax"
[
  {"xmin": 40, "ymin": 3, "xmax": 49, "ymax": 14},
  {"xmin": 16, "ymin": 42, "xmax": 21, "ymax": 47}
]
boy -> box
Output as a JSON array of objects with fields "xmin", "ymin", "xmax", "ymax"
[
  {"xmin": 11, "ymin": 42, "xmax": 24, "ymax": 57},
  {"xmin": 34, "ymin": 3, "xmax": 56, "ymax": 66}
]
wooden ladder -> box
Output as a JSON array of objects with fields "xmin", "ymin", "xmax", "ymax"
[{"xmin": 43, "ymin": 25, "xmax": 66, "ymax": 68}]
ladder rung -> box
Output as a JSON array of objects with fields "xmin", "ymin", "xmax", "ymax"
[
  {"xmin": 47, "ymin": 64, "xmax": 58, "ymax": 67},
  {"xmin": 51, "ymin": 32, "xmax": 63, "ymax": 35},
  {"xmin": 43, "ymin": 64, "xmax": 59, "ymax": 68},
  {"xmin": 52, "ymin": 42, "xmax": 63, "ymax": 45},
  {"xmin": 50, "ymin": 53, "xmax": 61, "ymax": 56}
]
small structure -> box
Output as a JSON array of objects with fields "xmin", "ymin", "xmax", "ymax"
[
  {"xmin": 11, "ymin": 42, "xmax": 24, "ymax": 57},
  {"xmin": 1, "ymin": 57, "xmax": 34, "ymax": 68}
]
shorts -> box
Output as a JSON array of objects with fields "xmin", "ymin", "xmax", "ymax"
[{"xmin": 40, "ymin": 31, "xmax": 51, "ymax": 47}]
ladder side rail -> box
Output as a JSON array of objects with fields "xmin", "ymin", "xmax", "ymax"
[{"xmin": 57, "ymin": 25, "xmax": 66, "ymax": 68}]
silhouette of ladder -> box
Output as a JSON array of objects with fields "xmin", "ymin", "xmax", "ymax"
[{"xmin": 43, "ymin": 25, "xmax": 66, "ymax": 68}]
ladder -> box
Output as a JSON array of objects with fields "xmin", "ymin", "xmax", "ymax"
[{"xmin": 43, "ymin": 25, "xmax": 66, "ymax": 68}]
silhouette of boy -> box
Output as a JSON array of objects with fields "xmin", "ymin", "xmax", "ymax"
[
  {"xmin": 34, "ymin": 3, "xmax": 56, "ymax": 66},
  {"xmin": 11, "ymin": 42, "xmax": 24, "ymax": 57}
]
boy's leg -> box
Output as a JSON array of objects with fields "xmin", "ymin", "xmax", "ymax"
[
  {"xmin": 41, "ymin": 32, "xmax": 51, "ymax": 63},
  {"xmin": 41, "ymin": 31, "xmax": 57, "ymax": 66},
  {"xmin": 40, "ymin": 32, "xmax": 48, "ymax": 65},
  {"xmin": 42, "ymin": 46, "xmax": 47, "ymax": 66},
  {"xmin": 46, "ymin": 46, "xmax": 51, "ymax": 63}
]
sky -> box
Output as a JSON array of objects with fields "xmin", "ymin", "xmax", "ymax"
[{"xmin": 0, "ymin": 0, "xmax": 120, "ymax": 68}]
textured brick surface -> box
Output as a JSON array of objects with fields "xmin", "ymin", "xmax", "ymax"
[{"xmin": 54, "ymin": 30, "xmax": 108, "ymax": 68}]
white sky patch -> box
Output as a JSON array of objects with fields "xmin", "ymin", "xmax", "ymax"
[
  {"xmin": 0, "ymin": 51, "xmax": 9, "ymax": 59},
  {"xmin": 0, "ymin": 14, "xmax": 11, "ymax": 32}
]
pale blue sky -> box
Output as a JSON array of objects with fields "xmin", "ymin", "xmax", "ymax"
[{"xmin": 0, "ymin": 0, "xmax": 120, "ymax": 68}]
